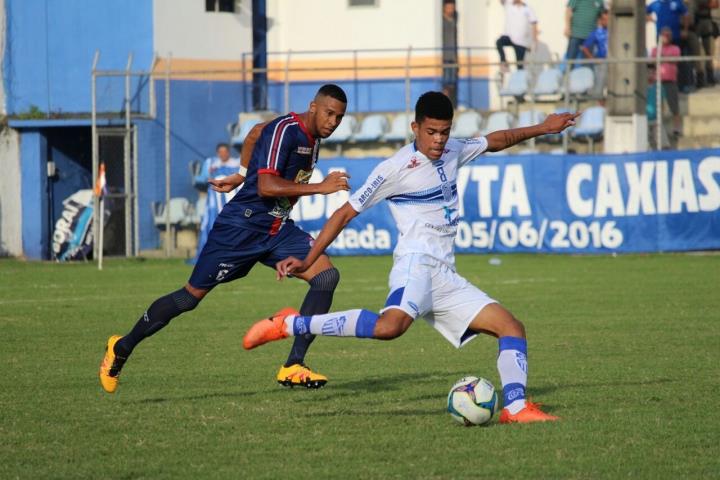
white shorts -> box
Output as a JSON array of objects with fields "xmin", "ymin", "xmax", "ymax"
[{"xmin": 380, "ymin": 254, "xmax": 497, "ymax": 348}]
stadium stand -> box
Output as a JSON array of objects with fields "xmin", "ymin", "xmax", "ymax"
[
  {"xmin": 516, "ymin": 110, "xmax": 547, "ymax": 129},
  {"xmin": 481, "ymin": 111, "xmax": 514, "ymax": 136},
  {"xmin": 568, "ymin": 66, "xmax": 595, "ymax": 97},
  {"xmin": 325, "ymin": 114, "xmax": 358, "ymax": 144},
  {"xmin": 151, "ymin": 197, "xmax": 193, "ymax": 249},
  {"xmin": 532, "ymin": 67, "xmax": 563, "ymax": 98},
  {"xmin": 572, "ymin": 105, "xmax": 606, "ymax": 152},
  {"xmin": 383, "ymin": 113, "xmax": 413, "ymax": 143},
  {"xmin": 499, "ymin": 69, "xmax": 530, "ymax": 100},
  {"xmin": 353, "ymin": 114, "xmax": 390, "ymax": 142},
  {"xmin": 451, "ymin": 110, "xmax": 483, "ymax": 138},
  {"xmin": 230, "ymin": 118, "xmax": 264, "ymax": 146}
]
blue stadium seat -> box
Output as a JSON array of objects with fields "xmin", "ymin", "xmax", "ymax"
[
  {"xmin": 568, "ymin": 67, "xmax": 595, "ymax": 96},
  {"xmin": 532, "ymin": 68, "xmax": 563, "ymax": 96},
  {"xmin": 481, "ymin": 111, "xmax": 514, "ymax": 136},
  {"xmin": 451, "ymin": 110, "xmax": 483, "ymax": 138},
  {"xmin": 499, "ymin": 70, "xmax": 529, "ymax": 98},
  {"xmin": 542, "ymin": 107, "xmax": 575, "ymax": 144},
  {"xmin": 572, "ymin": 106, "xmax": 605, "ymax": 152},
  {"xmin": 230, "ymin": 118, "xmax": 263, "ymax": 146},
  {"xmin": 516, "ymin": 110, "xmax": 546, "ymax": 129},
  {"xmin": 383, "ymin": 113, "xmax": 412, "ymax": 142},
  {"xmin": 353, "ymin": 114, "xmax": 389, "ymax": 142},
  {"xmin": 324, "ymin": 114, "xmax": 358, "ymax": 144}
]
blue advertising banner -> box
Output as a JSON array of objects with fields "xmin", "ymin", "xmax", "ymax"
[{"xmin": 290, "ymin": 148, "xmax": 720, "ymax": 255}]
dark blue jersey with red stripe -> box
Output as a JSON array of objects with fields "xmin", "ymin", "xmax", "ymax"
[{"xmin": 215, "ymin": 112, "xmax": 320, "ymax": 234}]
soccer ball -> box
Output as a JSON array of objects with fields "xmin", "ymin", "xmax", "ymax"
[{"xmin": 447, "ymin": 376, "xmax": 499, "ymax": 426}]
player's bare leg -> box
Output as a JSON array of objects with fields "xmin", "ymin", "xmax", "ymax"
[{"xmin": 467, "ymin": 303, "xmax": 558, "ymax": 424}]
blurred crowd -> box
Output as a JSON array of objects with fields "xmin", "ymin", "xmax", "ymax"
[{"xmin": 494, "ymin": 0, "xmax": 719, "ymax": 92}]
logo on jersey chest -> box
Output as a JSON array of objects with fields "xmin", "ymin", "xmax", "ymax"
[
  {"xmin": 407, "ymin": 157, "xmax": 420, "ymax": 169},
  {"xmin": 296, "ymin": 146, "xmax": 313, "ymax": 155}
]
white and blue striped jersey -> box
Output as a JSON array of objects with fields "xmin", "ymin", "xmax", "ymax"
[{"xmin": 348, "ymin": 137, "xmax": 489, "ymax": 267}]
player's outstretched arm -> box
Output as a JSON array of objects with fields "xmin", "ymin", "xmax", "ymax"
[
  {"xmin": 485, "ymin": 111, "xmax": 580, "ymax": 152},
  {"xmin": 276, "ymin": 202, "xmax": 358, "ymax": 279},
  {"xmin": 258, "ymin": 171, "xmax": 350, "ymax": 198}
]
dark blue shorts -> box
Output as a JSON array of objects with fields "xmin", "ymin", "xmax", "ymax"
[{"xmin": 188, "ymin": 221, "xmax": 315, "ymax": 290}]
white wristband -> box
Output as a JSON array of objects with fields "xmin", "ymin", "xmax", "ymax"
[{"xmin": 238, "ymin": 165, "xmax": 248, "ymax": 176}]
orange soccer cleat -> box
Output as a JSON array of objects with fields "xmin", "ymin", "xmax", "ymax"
[
  {"xmin": 99, "ymin": 335, "xmax": 124, "ymax": 393},
  {"xmin": 499, "ymin": 401, "xmax": 560, "ymax": 424},
  {"xmin": 242, "ymin": 307, "xmax": 299, "ymax": 350}
]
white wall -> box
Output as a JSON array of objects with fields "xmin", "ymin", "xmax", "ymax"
[
  {"xmin": 0, "ymin": 128, "xmax": 22, "ymax": 257},
  {"xmin": 267, "ymin": 0, "xmax": 439, "ymax": 55},
  {"xmin": 153, "ymin": 0, "xmax": 253, "ymax": 60}
]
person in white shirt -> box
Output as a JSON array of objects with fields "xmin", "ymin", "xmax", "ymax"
[
  {"xmin": 244, "ymin": 91, "xmax": 578, "ymax": 424},
  {"xmin": 496, "ymin": 0, "xmax": 539, "ymax": 72}
]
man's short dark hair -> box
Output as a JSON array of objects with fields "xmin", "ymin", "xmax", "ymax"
[
  {"xmin": 316, "ymin": 84, "xmax": 347, "ymax": 104},
  {"xmin": 216, "ymin": 142, "xmax": 229, "ymax": 151},
  {"xmin": 415, "ymin": 91, "xmax": 454, "ymax": 123}
]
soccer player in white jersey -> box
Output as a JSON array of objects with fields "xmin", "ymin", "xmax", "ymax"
[{"xmin": 244, "ymin": 91, "xmax": 579, "ymax": 423}]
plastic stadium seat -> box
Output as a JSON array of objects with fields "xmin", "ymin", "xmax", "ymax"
[
  {"xmin": 481, "ymin": 111, "xmax": 514, "ymax": 136},
  {"xmin": 451, "ymin": 110, "xmax": 483, "ymax": 138},
  {"xmin": 572, "ymin": 106, "xmax": 605, "ymax": 152},
  {"xmin": 324, "ymin": 114, "xmax": 358, "ymax": 144},
  {"xmin": 353, "ymin": 114, "xmax": 389, "ymax": 142},
  {"xmin": 568, "ymin": 67, "xmax": 595, "ymax": 96},
  {"xmin": 230, "ymin": 118, "xmax": 263, "ymax": 146},
  {"xmin": 516, "ymin": 110, "xmax": 546, "ymax": 129},
  {"xmin": 532, "ymin": 68, "xmax": 563, "ymax": 96},
  {"xmin": 542, "ymin": 107, "xmax": 575, "ymax": 144},
  {"xmin": 152, "ymin": 197, "xmax": 191, "ymax": 227},
  {"xmin": 499, "ymin": 70, "xmax": 529, "ymax": 98},
  {"xmin": 383, "ymin": 113, "xmax": 413, "ymax": 142},
  {"xmin": 187, "ymin": 196, "xmax": 206, "ymax": 226},
  {"xmin": 517, "ymin": 148, "xmax": 539, "ymax": 155}
]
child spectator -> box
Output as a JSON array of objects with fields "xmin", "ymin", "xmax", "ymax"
[
  {"xmin": 650, "ymin": 26, "xmax": 683, "ymax": 138},
  {"xmin": 580, "ymin": 9, "xmax": 609, "ymax": 101}
]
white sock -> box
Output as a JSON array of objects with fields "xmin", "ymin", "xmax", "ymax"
[
  {"xmin": 497, "ymin": 336, "xmax": 528, "ymax": 414},
  {"xmin": 284, "ymin": 309, "xmax": 379, "ymax": 338}
]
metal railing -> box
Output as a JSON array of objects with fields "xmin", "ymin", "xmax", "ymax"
[{"xmin": 91, "ymin": 46, "xmax": 718, "ymax": 258}]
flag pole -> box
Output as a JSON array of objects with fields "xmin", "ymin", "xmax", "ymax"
[{"xmin": 98, "ymin": 196, "xmax": 105, "ymax": 270}]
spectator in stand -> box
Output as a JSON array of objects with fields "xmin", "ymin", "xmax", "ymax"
[
  {"xmin": 441, "ymin": 1, "xmax": 459, "ymax": 106},
  {"xmin": 496, "ymin": 0, "xmax": 538, "ymax": 73},
  {"xmin": 565, "ymin": 0, "xmax": 605, "ymax": 70},
  {"xmin": 692, "ymin": 0, "xmax": 719, "ymax": 86},
  {"xmin": 191, "ymin": 143, "xmax": 241, "ymax": 262},
  {"xmin": 646, "ymin": 0, "xmax": 693, "ymax": 92},
  {"xmin": 580, "ymin": 9, "xmax": 609, "ymax": 101},
  {"xmin": 650, "ymin": 27, "xmax": 684, "ymax": 138}
]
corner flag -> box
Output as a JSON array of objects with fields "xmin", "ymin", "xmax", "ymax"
[{"xmin": 94, "ymin": 163, "xmax": 107, "ymax": 197}]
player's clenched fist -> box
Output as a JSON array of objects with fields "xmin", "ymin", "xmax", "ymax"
[
  {"xmin": 319, "ymin": 171, "xmax": 351, "ymax": 194},
  {"xmin": 209, "ymin": 173, "xmax": 245, "ymax": 193},
  {"xmin": 276, "ymin": 256, "xmax": 308, "ymax": 280}
]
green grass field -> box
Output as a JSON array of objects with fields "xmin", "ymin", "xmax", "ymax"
[{"xmin": 1, "ymin": 254, "xmax": 719, "ymax": 479}]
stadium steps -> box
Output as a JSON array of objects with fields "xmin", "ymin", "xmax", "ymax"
[{"xmin": 682, "ymin": 85, "xmax": 720, "ymax": 143}]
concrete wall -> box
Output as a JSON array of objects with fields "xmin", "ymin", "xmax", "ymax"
[
  {"xmin": 0, "ymin": 127, "xmax": 21, "ymax": 256},
  {"xmin": 153, "ymin": 0, "xmax": 252, "ymax": 60}
]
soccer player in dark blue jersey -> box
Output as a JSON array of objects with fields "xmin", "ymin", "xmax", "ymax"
[{"xmin": 100, "ymin": 84, "xmax": 350, "ymax": 392}]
